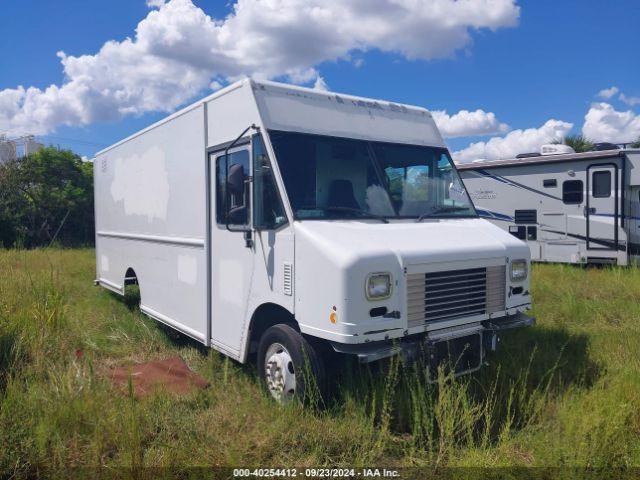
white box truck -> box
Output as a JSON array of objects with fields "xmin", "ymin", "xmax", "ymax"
[{"xmin": 94, "ymin": 79, "xmax": 534, "ymax": 403}]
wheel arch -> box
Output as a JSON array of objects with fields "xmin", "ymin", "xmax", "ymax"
[
  {"xmin": 243, "ymin": 302, "xmax": 297, "ymax": 362},
  {"xmin": 122, "ymin": 266, "xmax": 142, "ymax": 308},
  {"xmin": 124, "ymin": 267, "xmax": 138, "ymax": 286}
]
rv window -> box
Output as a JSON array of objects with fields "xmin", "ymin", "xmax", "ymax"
[
  {"xmin": 592, "ymin": 171, "xmax": 611, "ymax": 198},
  {"xmin": 527, "ymin": 226, "xmax": 537, "ymax": 240},
  {"xmin": 509, "ymin": 225, "xmax": 526, "ymax": 240},
  {"xmin": 216, "ymin": 149, "xmax": 250, "ymax": 226},
  {"xmin": 543, "ymin": 179, "xmax": 557, "ymax": 188},
  {"xmin": 253, "ymin": 135, "xmax": 287, "ymax": 229},
  {"xmin": 562, "ymin": 180, "xmax": 583, "ymax": 204}
]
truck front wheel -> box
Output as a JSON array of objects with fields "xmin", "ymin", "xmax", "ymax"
[{"xmin": 257, "ymin": 324, "xmax": 326, "ymax": 404}]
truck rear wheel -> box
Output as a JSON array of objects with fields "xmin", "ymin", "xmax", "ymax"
[{"xmin": 257, "ymin": 324, "xmax": 325, "ymax": 404}]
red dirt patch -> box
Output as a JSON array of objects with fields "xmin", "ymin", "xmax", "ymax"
[{"xmin": 106, "ymin": 355, "xmax": 209, "ymax": 399}]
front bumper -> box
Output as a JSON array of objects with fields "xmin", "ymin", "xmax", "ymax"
[{"xmin": 331, "ymin": 312, "xmax": 535, "ymax": 372}]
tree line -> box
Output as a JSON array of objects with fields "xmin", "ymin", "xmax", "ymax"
[
  {"xmin": 560, "ymin": 135, "xmax": 640, "ymax": 152},
  {"xmin": 0, "ymin": 147, "xmax": 94, "ymax": 248}
]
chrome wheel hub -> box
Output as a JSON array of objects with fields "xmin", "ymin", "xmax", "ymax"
[{"xmin": 265, "ymin": 343, "xmax": 296, "ymax": 403}]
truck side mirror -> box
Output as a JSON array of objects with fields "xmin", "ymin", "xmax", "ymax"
[
  {"xmin": 227, "ymin": 163, "xmax": 245, "ymax": 197},
  {"xmin": 221, "ymin": 123, "xmax": 259, "ymax": 236},
  {"xmin": 227, "ymin": 162, "xmax": 248, "ymax": 225}
]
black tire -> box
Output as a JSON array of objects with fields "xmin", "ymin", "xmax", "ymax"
[{"xmin": 257, "ymin": 324, "xmax": 326, "ymax": 404}]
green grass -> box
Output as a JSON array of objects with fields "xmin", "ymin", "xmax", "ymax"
[{"xmin": 1, "ymin": 249, "xmax": 639, "ymax": 476}]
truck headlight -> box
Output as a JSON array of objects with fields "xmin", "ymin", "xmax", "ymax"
[
  {"xmin": 366, "ymin": 273, "xmax": 392, "ymax": 300},
  {"xmin": 510, "ymin": 260, "xmax": 528, "ymax": 282}
]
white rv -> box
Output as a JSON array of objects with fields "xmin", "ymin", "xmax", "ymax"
[
  {"xmin": 94, "ymin": 79, "xmax": 533, "ymax": 403},
  {"xmin": 459, "ymin": 148, "xmax": 640, "ymax": 265}
]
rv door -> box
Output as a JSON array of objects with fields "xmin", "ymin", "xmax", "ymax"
[{"xmin": 586, "ymin": 164, "xmax": 618, "ymax": 251}]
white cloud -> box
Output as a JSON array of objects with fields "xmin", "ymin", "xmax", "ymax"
[
  {"xmin": 619, "ymin": 93, "xmax": 640, "ymax": 107},
  {"xmin": 597, "ymin": 86, "xmax": 619, "ymax": 99},
  {"xmin": 596, "ymin": 86, "xmax": 640, "ymax": 107},
  {"xmin": 0, "ymin": 0, "xmax": 520, "ymax": 135},
  {"xmin": 582, "ymin": 102, "xmax": 640, "ymax": 143},
  {"xmin": 431, "ymin": 109, "xmax": 509, "ymax": 138},
  {"xmin": 0, "ymin": 88, "xmax": 26, "ymax": 130},
  {"xmin": 313, "ymin": 76, "xmax": 329, "ymax": 91},
  {"xmin": 453, "ymin": 119, "xmax": 573, "ymax": 162}
]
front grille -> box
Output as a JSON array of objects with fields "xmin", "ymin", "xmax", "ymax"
[
  {"xmin": 407, "ymin": 265, "xmax": 506, "ymax": 328},
  {"xmin": 486, "ymin": 265, "xmax": 507, "ymax": 312}
]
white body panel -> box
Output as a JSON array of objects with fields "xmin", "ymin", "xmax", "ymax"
[
  {"xmin": 95, "ymin": 79, "xmax": 532, "ymax": 364},
  {"xmin": 94, "ymin": 105, "xmax": 208, "ymax": 341},
  {"xmin": 459, "ymin": 150, "xmax": 640, "ymax": 265}
]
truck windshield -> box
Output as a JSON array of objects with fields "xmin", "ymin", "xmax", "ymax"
[{"xmin": 268, "ymin": 130, "xmax": 476, "ymax": 221}]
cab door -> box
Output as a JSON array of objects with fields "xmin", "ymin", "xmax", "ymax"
[
  {"xmin": 586, "ymin": 164, "xmax": 618, "ymax": 251},
  {"xmin": 210, "ymin": 144, "xmax": 254, "ymax": 357}
]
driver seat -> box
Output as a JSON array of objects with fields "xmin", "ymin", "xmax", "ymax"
[{"xmin": 327, "ymin": 179, "xmax": 360, "ymax": 209}]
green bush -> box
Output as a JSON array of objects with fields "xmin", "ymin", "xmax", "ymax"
[{"xmin": 0, "ymin": 147, "xmax": 94, "ymax": 248}]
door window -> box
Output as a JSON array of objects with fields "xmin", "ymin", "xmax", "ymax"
[
  {"xmin": 216, "ymin": 149, "xmax": 250, "ymax": 226},
  {"xmin": 592, "ymin": 171, "xmax": 611, "ymax": 198}
]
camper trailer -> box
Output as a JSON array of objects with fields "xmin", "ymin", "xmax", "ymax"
[
  {"xmin": 458, "ymin": 148, "xmax": 640, "ymax": 265},
  {"xmin": 94, "ymin": 79, "xmax": 533, "ymax": 403}
]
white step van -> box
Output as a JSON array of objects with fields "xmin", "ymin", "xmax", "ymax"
[{"xmin": 94, "ymin": 79, "xmax": 534, "ymax": 402}]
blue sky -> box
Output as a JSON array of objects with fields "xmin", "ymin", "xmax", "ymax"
[{"xmin": 0, "ymin": 0, "xmax": 638, "ymax": 161}]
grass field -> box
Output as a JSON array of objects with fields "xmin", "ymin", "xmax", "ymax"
[{"xmin": 1, "ymin": 248, "xmax": 639, "ymax": 476}]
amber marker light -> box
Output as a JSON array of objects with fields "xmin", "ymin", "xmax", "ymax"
[{"xmin": 329, "ymin": 306, "xmax": 337, "ymax": 324}]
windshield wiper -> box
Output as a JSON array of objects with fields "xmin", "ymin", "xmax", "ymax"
[
  {"xmin": 326, "ymin": 206, "xmax": 389, "ymax": 223},
  {"xmin": 297, "ymin": 205, "xmax": 389, "ymax": 223},
  {"xmin": 416, "ymin": 205, "xmax": 471, "ymax": 222}
]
